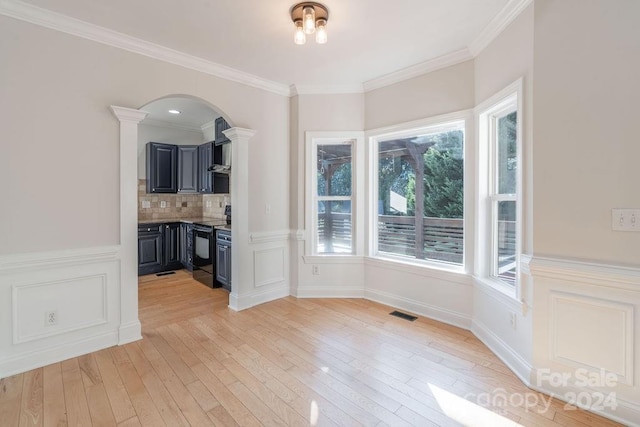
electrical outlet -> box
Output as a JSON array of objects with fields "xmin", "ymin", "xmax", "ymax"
[
  {"xmin": 45, "ymin": 310, "xmax": 58, "ymax": 326},
  {"xmin": 312, "ymin": 265, "xmax": 319, "ymax": 275},
  {"xmin": 206, "ymin": 200, "xmax": 212, "ymax": 208},
  {"xmin": 509, "ymin": 312, "xmax": 517, "ymax": 330},
  {"xmin": 141, "ymin": 200, "xmax": 151, "ymax": 209},
  {"xmin": 160, "ymin": 201, "xmax": 167, "ymax": 208}
]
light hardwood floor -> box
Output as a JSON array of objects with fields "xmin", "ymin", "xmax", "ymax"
[{"xmin": 1, "ymin": 270, "xmax": 623, "ymax": 426}]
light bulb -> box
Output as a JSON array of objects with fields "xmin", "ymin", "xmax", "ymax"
[
  {"xmin": 294, "ymin": 20, "xmax": 306, "ymax": 45},
  {"xmin": 303, "ymin": 6, "xmax": 315, "ymax": 34},
  {"xmin": 315, "ymin": 19, "xmax": 327, "ymax": 44}
]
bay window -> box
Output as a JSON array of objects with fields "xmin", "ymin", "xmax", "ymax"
[
  {"xmin": 373, "ymin": 120, "xmax": 465, "ymax": 267},
  {"xmin": 477, "ymin": 79, "xmax": 522, "ymax": 292},
  {"xmin": 306, "ymin": 132, "xmax": 364, "ymax": 256}
]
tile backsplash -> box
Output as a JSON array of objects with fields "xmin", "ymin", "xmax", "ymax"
[{"xmin": 138, "ymin": 179, "xmax": 229, "ymax": 221}]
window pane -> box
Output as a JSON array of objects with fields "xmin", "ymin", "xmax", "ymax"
[
  {"xmin": 317, "ymin": 144, "xmax": 352, "ymax": 197},
  {"xmin": 495, "ymin": 200, "xmax": 516, "ymax": 285},
  {"xmin": 497, "ymin": 112, "xmax": 517, "ymax": 194},
  {"xmin": 377, "ymin": 125, "xmax": 464, "ymax": 265},
  {"xmin": 317, "ymin": 200, "xmax": 352, "ymax": 254}
]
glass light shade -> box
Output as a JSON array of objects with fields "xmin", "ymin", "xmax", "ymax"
[
  {"xmin": 303, "ymin": 6, "xmax": 316, "ymax": 34},
  {"xmin": 315, "ymin": 19, "xmax": 327, "ymax": 44},
  {"xmin": 294, "ymin": 21, "xmax": 306, "ymax": 45}
]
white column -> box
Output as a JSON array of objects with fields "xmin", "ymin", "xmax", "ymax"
[
  {"xmin": 110, "ymin": 106, "xmax": 148, "ymax": 344},
  {"xmin": 222, "ymin": 127, "xmax": 256, "ymax": 311}
]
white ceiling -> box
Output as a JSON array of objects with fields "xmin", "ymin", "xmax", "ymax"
[
  {"xmin": 141, "ymin": 97, "xmax": 218, "ymax": 128},
  {"xmin": 16, "ymin": 0, "xmax": 510, "ymax": 89}
]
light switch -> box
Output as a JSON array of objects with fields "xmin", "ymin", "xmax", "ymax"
[{"xmin": 612, "ymin": 209, "xmax": 640, "ymax": 232}]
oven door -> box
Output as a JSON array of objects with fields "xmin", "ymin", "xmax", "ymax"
[{"xmin": 192, "ymin": 226, "xmax": 214, "ymax": 287}]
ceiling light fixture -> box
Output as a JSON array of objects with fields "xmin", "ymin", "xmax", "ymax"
[
  {"xmin": 290, "ymin": 2, "xmax": 329, "ymax": 45},
  {"xmin": 168, "ymin": 109, "xmax": 181, "ymax": 114}
]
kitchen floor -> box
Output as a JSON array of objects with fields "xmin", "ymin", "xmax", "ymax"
[{"xmin": 1, "ymin": 271, "xmax": 622, "ymax": 426}]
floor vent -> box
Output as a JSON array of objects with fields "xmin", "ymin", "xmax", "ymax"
[
  {"xmin": 156, "ymin": 271, "xmax": 176, "ymax": 277},
  {"xmin": 389, "ymin": 310, "xmax": 417, "ymax": 321}
]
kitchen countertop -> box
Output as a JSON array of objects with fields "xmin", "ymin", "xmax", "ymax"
[{"xmin": 139, "ymin": 217, "xmax": 231, "ymax": 230}]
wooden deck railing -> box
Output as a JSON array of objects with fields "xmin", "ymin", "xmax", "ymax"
[{"xmin": 319, "ymin": 213, "xmax": 515, "ymax": 266}]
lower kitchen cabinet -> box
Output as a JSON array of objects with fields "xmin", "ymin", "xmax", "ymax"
[
  {"xmin": 163, "ymin": 222, "xmax": 182, "ymax": 270},
  {"xmin": 215, "ymin": 229, "xmax": 231, "ymax": 291},
  {"xmin": 180, "ymin": 223, "xmax": 194, "ymax": 271},
  {"xmin": 138, "ymin": 224, "xmax": 163, "ymax": 275},
  {"xmin": 138, "ymin": 222, "xmax": 182, "ymax": 275}
]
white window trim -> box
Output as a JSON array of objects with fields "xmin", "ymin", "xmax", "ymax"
[
  {"xmin": 366, "ymin": 110, "xmax": 473, "ymax": 274},
  {"xmin": 475, "ymin": 78, "xmax": 524, "ymax": 301},
  {"xmin": 305, "ymin": 131, "xmax": 365, "ymax": 257}
]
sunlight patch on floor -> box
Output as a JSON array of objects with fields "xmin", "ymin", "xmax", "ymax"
[
  {"xmin": 429, "ymin": 384, "xmax": 522, "ymax": 427},
  {"xmin": 309, "ymin": 400, "xmax": 319, "ymax": 425}
]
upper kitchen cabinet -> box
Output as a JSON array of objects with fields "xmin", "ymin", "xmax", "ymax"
[
  {"xmin": 214, "ymin": 117, "xmax": 231, "ymax": 145},
  {"xmin": 177, "ymin": 145, "xmax": 198, "ymax": 193},
  {"xmin": 146, "ymin": 142, "xmax": 177, "ymax": 193},
  {"xmin": 197, "ymin": 142, "xmax": 214, "ymax": 193}
]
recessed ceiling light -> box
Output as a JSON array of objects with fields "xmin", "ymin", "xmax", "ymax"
[{"xmin": 168, "ymin": 109, "xmax": 181, "ymax": 114}]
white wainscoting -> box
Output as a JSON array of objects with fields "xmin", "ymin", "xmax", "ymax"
[
  {"xmin": 254, "ymin": 247, "xmax": 286, "ymax": 288},
  {"xmin": 0, "ymin": 246, "xmax": 121, "ymax": 378},
  {"xmin": 526, "ymin": 256, "xmax": 640, "ymax": 426},
  {"xmin": 12, "ymin": 273, "xmax": 108, "ymax": 344},
  {"xmin": 230, "ymin": 230, "xmax": 290, "ymax": 311},
  {"xmin": 550, "ymin": 291, "xmax": 634, "ymax": 386}
]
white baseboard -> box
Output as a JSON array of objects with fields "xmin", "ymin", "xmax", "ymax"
[
  {"xmin": 118, "ymin": 320, "xmax": 142, "ymax": 345},
  {"xmin": 0, "ymin": 330, "xmax": 118, "ymax": 379},
  {"xmin": 365, "ymin": 288, "xmax": 472, "ymax": 329},
  {"xmin": 229, "ymin": 284, "xmax": 290, "ymax": 311},
  {"xmin": 293, "ymin": 285, "xmax": 365, "ymax": 298},
  {"xmin": 471, "ymin": 319, "xmax": 532, "ymax": 385}
]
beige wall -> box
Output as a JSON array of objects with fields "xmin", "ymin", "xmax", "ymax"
[
  {"xmin": 364, "ymin": 60, "xmax": 475, "ymax": 130},
  {"xmin": 0, "ymin": 17, "xmax": 289, "ymax": 255},
  {"xmin": 533, "ymin": 0, "xmax": 640, "ymax": 265}
]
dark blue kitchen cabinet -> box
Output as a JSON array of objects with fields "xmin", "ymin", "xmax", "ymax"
[
  {"xmin": 180, "ymin": 223, "xmax": 194, "ymax": 271},
  {"xmin": 138, "ymin": 222, "xmax": 182, "ymax": 275},
  {"xmin": 197, "ymin": 142, "xmax": 214, "ymax": 193},
  {"xmin": 146, "ymin": 142, "xmax": 177, "ymax": 193},
  {"xmin": 214, "ymin": 117, "xmax": 231, "ymax": 145},
  {"xmin": 138, "ymin": 224, "xmax": 163, "ymax": 275},
  {"xmin": 163, "ymin": 222, "xmax": 182, "ymax": 270},
  {"xmin": 177, "ymin": 145, "xmax": 199, "ymax": 193}
]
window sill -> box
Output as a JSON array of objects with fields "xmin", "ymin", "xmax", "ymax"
[
  {"xmin": 473, "ymin": 276, "xmax": 522, "ymax": 308},
  {"xmin": 365, "ymin": 255, "xmax": 471, "ymax": 286},
  {"xmin": 302, "ymin": 255, "xmax": 365, "ymax": 264}
]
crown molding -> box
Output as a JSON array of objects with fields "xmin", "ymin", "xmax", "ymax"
[
  {"xmin": 290, "ymin": 84, "xmax": 364, "ymax": 96},
  {"xmin": 0, "ymin": 0, "xmax": 291, "ymax": 97},
  {"xmin": 363, "ymin": 49, "xmax": 473, "ymax": 92},
  {"xmin": 363, "ymin": 0, "xmax": 532, "ymax": 93},
  {"xmin": 200, "ymin": 119, "xmax": 216, "ymax": 132},
  {"xmin": 0, "ymin": 0, "xmax": 532, "ymax": 97},
  {"xmin": 468, "ymin": 0, "xmax": 533, "ymax": 56}
]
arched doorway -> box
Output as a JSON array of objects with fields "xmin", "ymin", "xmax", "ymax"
[{"xmin": 111, "ymin": 95, "xmax": 255, "ymax": 345}]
